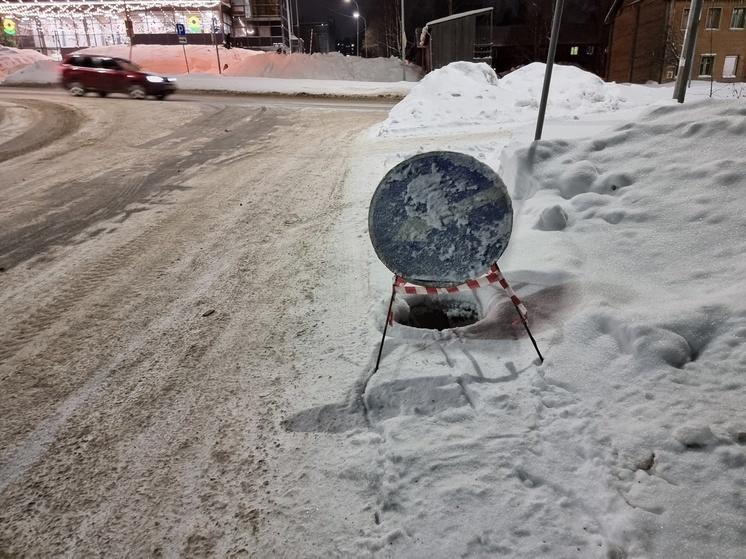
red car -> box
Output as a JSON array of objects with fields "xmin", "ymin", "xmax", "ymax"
[{"xmin": 60, "ymin": 54, "xmax": 177, "ymax": 100}]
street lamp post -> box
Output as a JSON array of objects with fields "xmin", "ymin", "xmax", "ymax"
[
  {"xmin": 344, "ymin": 0, "xmax": 361, "ymax": 57},
  {"xmin": 353, "ymin": 11, "xmax": 367, "ymax": 57}
]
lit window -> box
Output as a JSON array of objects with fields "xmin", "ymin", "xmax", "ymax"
[
  {"xmin": 570, "ymin": 46, "xmax": 579, "ymax": 56},
  {"xmin": 706, "ymin": 7, "xmax": 722, "ymax": 29},
  {"xmin": 699, "ymin": 54, "xmax": 715, "ymax": 76},
  {"xmin": 681, "ymin": 8, "xmax": 690, "ymax": 29},
  {"xmin": 723, "ymin": 55, "xmax": 739, "ymax": 78},
  {"xmin": 731, "ymin": 7, "xmax": 746, "ymax": 29}
]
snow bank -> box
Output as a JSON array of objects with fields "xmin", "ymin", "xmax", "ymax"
[
  {"xmin": 337, "ymin": 99, "xmax": 746, "ymax": 557},
  {"xmin": 73, "ymin": 45, "xmax": 420, "ymax": 82},
  {"xmin": 0, "ymin": 46, "xmax": 50, "ymax": 81},
  {"xmin": 1, "ymin": 59, "xmax": 60, "ymax": 85},
  {"xmin": 378, "ymin": 61, "xmax": 667, "ymax": 136},
  {"xmin": 175, "ymin": 74, "xmax": 414, "ymax": 98},
  {"xmin": 495, "ymin": 100, "xmax": 746, "ymax": 557},
  {"xmin": 1, "ymin": 44, "xmax": 419, "ymax": 96}
]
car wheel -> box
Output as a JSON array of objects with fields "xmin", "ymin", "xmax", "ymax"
[
  {"xmin": 97, "ymin": 91, "xmax": 108, "ymax": 97},
  {"xmin": 128, "ymin": 85, "xmax": 146, "ymax": 100},
  {"xmin": 156, "ymin": 93, "xmax": 168, "ymax": 100},
  {"xmin": 69, "ymin": 82, "xmax": 85, "ymax": 96}
]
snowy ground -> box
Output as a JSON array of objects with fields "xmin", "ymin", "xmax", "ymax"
[
  {"xmin": 275, "ymin": 64, "xmax": 746, "ymax": 558},
  {"xmin": 1, "ymin": 62, "xmax": 744, "ymax": 557}
]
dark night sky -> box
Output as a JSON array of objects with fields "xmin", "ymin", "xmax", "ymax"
[
  {"xmin": 296, "ymin": 1, "xmax": 527, "ymax": 44},
  {"xmin": 298, "ymin": 0, "xmax": 358, "ymax": 41}
]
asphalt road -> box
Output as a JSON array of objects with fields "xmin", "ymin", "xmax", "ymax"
[{"xmin": 0, "ymin": 89, "xmax": 390, "ymax": 555}]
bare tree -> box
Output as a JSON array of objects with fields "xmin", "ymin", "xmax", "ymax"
[
  {"xmin": 382, "ymin": 0, "xmax": 403, "ymax": 58},
  {"xmin": 663, "ymin": 25, "xmax": 684, "ymax": 72}
]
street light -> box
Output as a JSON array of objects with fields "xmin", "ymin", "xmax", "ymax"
[{"xmin": 344, "ymin": 0, "xmax": 362, "ymax": 57}]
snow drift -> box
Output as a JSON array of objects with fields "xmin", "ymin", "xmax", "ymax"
[
  {"xmin": 0, "ymin": 46, "xmax": 50, "ymax": 81},
  {"xmin": 339, "ymin": 95, "xmax": 746, "ymax": 557},
  {"xmin": 73, "ymin": 45, "xmax": 420, "ymax": 82},
  {"xmin": 378, "ymin": 61, "xmax": 666, "ymax": 136}
]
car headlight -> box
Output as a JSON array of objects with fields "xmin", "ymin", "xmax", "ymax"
[{"xmin": 146, "ymin": 75, "xmax": 164, "ymax": 83}]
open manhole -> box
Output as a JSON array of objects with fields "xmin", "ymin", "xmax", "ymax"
[{"xmin": 393, "ymin": 293, "xmax": 483, "ymax": 330}]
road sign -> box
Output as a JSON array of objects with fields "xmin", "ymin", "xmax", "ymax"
[
  {"xmin": 368, "ymin": 151, "xmax": 513, "ymax": 287},
  {"xmin": 179, "ymin": 36, "xmax": 187, "ymax": 44},
  {"xmin": 175, "ymin": 23, "xmax": 186, "ymax": 36}
]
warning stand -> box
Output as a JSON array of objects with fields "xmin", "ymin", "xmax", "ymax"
[{"xmin": 374, "ymin": 263, "xmax": 544, "ymax": 372}]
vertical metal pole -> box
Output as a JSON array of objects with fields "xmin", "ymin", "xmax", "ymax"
[
  {"xmin": 125, "ymin": 2, "xmax": 133, "ymax": 62},
  {"xmin": 212, "ymin": 13, "xmax": 222, "ymax": 74},
  {"xmin": 356, "ymin": 17, "xmax": 359, "ymax": 56},
  {"xmin": 674, "ymin": 0, "xmax": 704, "ymax": 102},
  {"xmin": 286, "ymin": 0, "xmax": 293, "ymax": 53},
  {"xmin": 182, "ymin": 44, "xmax": 190, "ymax": 73},
  {"xmin": 534, "ymin": 0, "xmax": 566, "ymax": 141},
  {"xmin": 362, "ymin": 16, "xmax": 367, "ymax": 57}
]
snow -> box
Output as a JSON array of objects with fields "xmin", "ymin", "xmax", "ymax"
[
  {"xmin": 70, "ymin": 45, "xmax": 420, "ymax": 82},
  {"xmin": 285, "ymin": 62, "xmax": 746, "ymax": 557},
  {"xmin": 1, "ymin": 45, "xmax": 418, "ymax": 97},
  {"xmin": 0, "ymin": 46, "xmax": 50, "ymax": 81},
  {"xmin": 376, "ymin": 61, "xmax": 742, "ymax": 136}
]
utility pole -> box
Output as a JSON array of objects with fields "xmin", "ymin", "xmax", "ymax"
[
  {"xmin": 674, "ymin": 0, "xmax": 704, "ymax": 103},
  {"xmin": 534, "ymin": 0, "xmax": 565, "ymax": 141}
]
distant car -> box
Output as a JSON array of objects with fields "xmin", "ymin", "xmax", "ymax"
[{"xmin": 60, "ymin": 54, "xmax": 177, "ymax": 100}]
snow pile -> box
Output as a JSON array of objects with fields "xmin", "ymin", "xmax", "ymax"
[
  {"xmin": 73, "ymin": 45, "xmax": 420, "ymax": 82},
  {"xmin": 325, "ymin": 99, "xmax": 746, "ymax": 557},
  {"xmin": 77, "ymin": 44, "xmax": 263, "ymax": 76},
  {"xmin": 175, "ymin": 74, "xmax": 415, "ymax": 97},
  {"xmin": 501, "ymin": 62, "xmax": 635, "ymax": 111},
  {"xmin": 1, "ymin": 59, "xmax": 60, "ymax": 85},
  {"xmin": 379, "ymin": 61, "xmax": 666, "ymax": 136},
  {"xmin": 1, "ymin": 44, "xmax": 419, "ymax": 95},
  {"xmin": 0, "ymin": 46, "xmax": 51, "ymax": 81}
]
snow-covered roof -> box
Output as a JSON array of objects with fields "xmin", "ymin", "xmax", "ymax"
[{"xmin": 420, "ymin": 8, "xmax": 493, "ymax": 46}]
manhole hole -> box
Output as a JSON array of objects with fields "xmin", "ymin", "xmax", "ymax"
[{"xmin": 394, "ymin": 293, "xmax": 482, "ymax": 330}]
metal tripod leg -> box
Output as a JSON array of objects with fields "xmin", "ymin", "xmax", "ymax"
[
  {"xmin": 373, "ymin": 283, "xmax": 397, "ymax": 373},
  {"xmin": 512, "ymin": 305, "xmax": 544, "ymax": 363}
]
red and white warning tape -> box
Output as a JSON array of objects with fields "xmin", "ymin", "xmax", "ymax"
[{"xmin": 393, "ymin": 263, "xmax": 528, "ymax": 320}]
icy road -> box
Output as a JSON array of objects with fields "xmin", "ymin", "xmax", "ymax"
[{"xmin": 0, "ymin": 90, "xmax": 392, "ymax": 555}]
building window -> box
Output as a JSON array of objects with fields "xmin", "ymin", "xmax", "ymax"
[
  {"xmin": 681, "ymin": 8, "xmax": 690, "ymax": 29},
  {"xmin": 585, "ymin": 45, "xmax": 595, "ymax": 55},
  {"xmin": 699, "ymin": 54, "xmax": 715, "ymax": 76},
  {"xmin": 570, "ymin": 46, "xmax": 579, "ymax": 56},
  {"xmin": 706, "ymin": 7, "xmax": 722, "ymax": 29},
  {"xmin": 723, "ymin": 55, "xmax": 739, "ymax": 78},
  {"xmin": 731, "ymin": 7, "xmax": 746, "ymax": 29}
]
